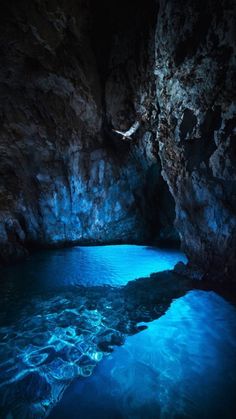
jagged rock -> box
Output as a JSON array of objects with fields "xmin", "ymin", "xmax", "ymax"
[
  {"xmin": 0, "ymin": 0, "xmax": 175, "ymax": 263},
  {"xmin": 174, "ymin": 262, "xmax": 205, "ymax": 281},
  {"xmin": 0, "ymin": 0, "xmax": 235, "ymax": 281},
  {"xmin": 155, "ymin": 0, "xmax": 236, "ymax": 280}
]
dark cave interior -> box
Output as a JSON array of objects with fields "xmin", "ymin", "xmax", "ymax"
[
  {"xmin": 0, "ymin": 1, "xmax": 236, "ymax": 418},
  {"xmin": 0, "ymin": 0, "xmax": 178, "ymax": 265},
  {"xmin": 0, "ymin": 0, "xmax": 235, "ymax": 278}
]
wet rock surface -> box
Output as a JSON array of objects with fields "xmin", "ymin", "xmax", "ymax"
[
  {"xmin": 155, "ymin": 0, "xmax": 236, "ymax": 280},
  {"xmin": 0, "ymin": 0, "xmax": 176, "ymax": 263},
  {"xmin": 0, "ymin": 0, "xmax": 235, "ymax": 277}
]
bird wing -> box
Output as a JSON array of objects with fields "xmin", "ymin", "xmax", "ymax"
[
  {"xmin": 112, "ymin": 121, "xmax": 140, "ymax": 139},
  {"xmin": 112, "ymin": 130, "xmax": 132, "ymax": 141},
  {"xmin": 112, "ymin": 129, "xmax": 126, "ymax": 136},
  {"xmin": 124, "ymin": 121, "xmax": 140, "ymax": 136}
]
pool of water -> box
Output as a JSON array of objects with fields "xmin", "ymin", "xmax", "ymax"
[
  {"xmin": 0, "ymin": 245, "xmax": 235, "ymax": 419},
  {"xmin": 0, "ymin": 244, "xmax": 187, "ymax": 291},
  {"xmin": 50, "ymin": 291, "xmax": 236, "ymax": 419}
]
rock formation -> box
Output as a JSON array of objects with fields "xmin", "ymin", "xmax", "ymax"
[
  {"xmin": 155, "ymin": 0, "xmax": 236, "ymax": 280},
  {"xmin": 0, "ymin": 0, "xmax": 175, "ymax": 263},
  {"xmin": 0, "ymin": 0, "xmax": 235, "ymax": 281}
]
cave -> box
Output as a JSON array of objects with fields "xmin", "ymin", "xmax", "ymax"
[{"xmin": 0, "ymin": 0, "xmax": 236, "ymax": 418}]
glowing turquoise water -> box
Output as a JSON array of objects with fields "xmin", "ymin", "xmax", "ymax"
[
  {"xmin": 0, "ymin": 245, "xmax": 235, "ymax": 418},
  {"xmin": 50, "ymin": 290, "xmax": 236, "ymax": 419},
  {"xmin": 1, "ymin": 245, "xmax": 187, "ymax": 293}
]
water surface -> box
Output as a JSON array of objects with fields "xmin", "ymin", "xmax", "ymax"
[
  {"xmin": 1, "ymin": 244, "xmax": 187, "ymax": 291},
  {"xmin": 50, "ymin": 290, "xmax": 236, "ymax": 419},
  {"xmin": 0, "ymin": 245, "xmax": 235, "ymax": 419}
]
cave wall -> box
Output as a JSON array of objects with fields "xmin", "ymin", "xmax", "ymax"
[
  {"xmin": 2, "ymin": 0, "xmax": 234, "ymax": 279},
  {"xmin": 103, "ymin": 0, "xmax": 177, "ymax": 243},
  {"xmin": 0, "ymin": 0, "xmax": 176, "ymax": 263},
  {"xmin": 155, "ymin": 0, "xmax": 236, "ymax": 279}
]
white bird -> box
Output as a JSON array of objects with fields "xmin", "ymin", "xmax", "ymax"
[{"xmin": 112, "ymin": 121, "xmax": 140, "ymax": 140}]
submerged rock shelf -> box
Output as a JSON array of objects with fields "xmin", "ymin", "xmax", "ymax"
[
  {"xmin": 0, "ymin": 269, "xmax": 235, "ymax": 418},
  {"xmin": 0, "ymin": 244, "xmax": 187, "ymax": 417},
  {"xmin": 0, "ymin": 270, "xmax": 192, "ymax": 418},
  {"xmin": 0, "ymin": 0, "xmax": 235, "ymax": 417},
  {"xmin": 51, "ymin": 291, "xmax": 236, "ymax": 419}
]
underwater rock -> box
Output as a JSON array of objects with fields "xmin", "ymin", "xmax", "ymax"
[
  {"xmin": 97, "ymin": 330, "xmax": 125, "ymax": 352},
  {"xmin": 2, "ymin": 260, "xmax": 234, "ymax": 416},
  {"xmin": 21, "ymin": 345, "xmax": 56, "ymax": 367},
  {"xmin": 174, "ymin": 262, "xmax": 205, "ymax": 281},
  {"xmin": 16, "ymin": 372, "xmax": 51, "ymax": 402},
  {"xmin": 46, "ymin": 358, "xmax": 79, "ymax": 381}
]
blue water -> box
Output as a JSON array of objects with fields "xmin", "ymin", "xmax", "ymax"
[
  {"xmin": 50, "ymin": 291, "xmax": 236, "ymax": 419},
  {"xmin": 0, "ymin": 245, "xmax": 235, "ymax": 419},
  {"xmin": 1, "ymin": 245, "xmax": 187, "ymax": 292}
]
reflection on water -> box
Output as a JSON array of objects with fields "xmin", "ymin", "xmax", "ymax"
[
  {"xmin": 51, "ymin": 291, "xmax": 236, "ymax": 419},
  {"xmin": 0, "ymin": 245, "xmax": 235, "ymax": 419},
  {"xmin": 1, "ymin": 245, "xmax": 187, "ymax": 291}
]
